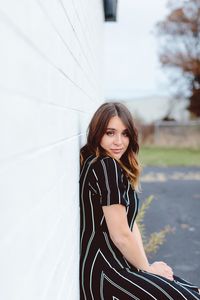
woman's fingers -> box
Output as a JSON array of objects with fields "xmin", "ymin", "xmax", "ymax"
[
  {"xmin": 150, "ymin": 261, "xmax": 174, "ymax": 281},
  {"xmin": 164, "ymin": 265, "xmax": 174, "ymax": 280}
]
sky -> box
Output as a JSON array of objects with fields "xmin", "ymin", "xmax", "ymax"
[{"xmin": 102, "ymin": 0, "xmax": 186, "ymax": 122}]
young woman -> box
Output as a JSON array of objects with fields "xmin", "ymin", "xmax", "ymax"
[{"xmin": 79, "ymin": 102, "xmax": 200, "ymax": 299}]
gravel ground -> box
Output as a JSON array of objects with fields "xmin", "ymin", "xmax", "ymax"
[{"xmin": 140, "ymin": 166, "xmax": 200, "ymax": 287}]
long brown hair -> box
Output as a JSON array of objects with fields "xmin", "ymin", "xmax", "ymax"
[{"xmin": 80, "ymin": 102, "xmax": 141, "ymax": 189}]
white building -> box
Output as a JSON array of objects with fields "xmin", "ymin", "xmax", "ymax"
[{"xmin": 0, "ymin": 1, "xmax": 117, "ymax": 299}]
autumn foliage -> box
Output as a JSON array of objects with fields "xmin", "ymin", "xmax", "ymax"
[{"xmin": 156, "ymin": 0, "xmax": 200, "ymax": 117}]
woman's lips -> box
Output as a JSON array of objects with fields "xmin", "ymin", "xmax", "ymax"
[{"xmin": 111, "ymin": 149, "xmax": 123, "ymax": 153}]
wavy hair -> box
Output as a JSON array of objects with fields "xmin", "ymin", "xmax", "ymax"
[{"xmin": 80, "ymin": 102, "xmax": 141, "ymax": 189}]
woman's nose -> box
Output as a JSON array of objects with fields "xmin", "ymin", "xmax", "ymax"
[{"xmin": 114, "ymin": 134, "xmax": 122, "ymax": 145}]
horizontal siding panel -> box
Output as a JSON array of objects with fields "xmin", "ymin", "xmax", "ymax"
[
  {"xmin": 0, "ymin": 0, "xmax": 98, "ymax": 97},
  {"xmin": 0, "ymin": 14, "xmax": 98, "ymax": 108},
  {"xmin": 0, "ymin": 91, "xmax": 83, "ymax": 160},
  {"xmin": 37, "ymin": 0, "xmax": 99, "ymax": 89},
  {"xmin": 0, "ymin": 192, "xmax": 79, "ymax": 300},
  {"xmin": 0, "ymin": 137, "xmax": 80, "ymax": 241},
  {"xmin": 0, "ymin": 0, "xmax": 104, "ymax": 299}
]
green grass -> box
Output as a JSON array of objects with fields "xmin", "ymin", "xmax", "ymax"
[{"xmin": 139, "ymin": 146, "xmax": 200, "ymax": 166}]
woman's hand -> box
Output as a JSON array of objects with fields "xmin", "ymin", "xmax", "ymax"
[{"xmin": 147, "ymin": 261, "xmax": 174, "ymax": 281}]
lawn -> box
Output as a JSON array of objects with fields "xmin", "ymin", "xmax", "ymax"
[{"xmin": 139, "ymin": 146, "xmax": 200, "ymax": 166}]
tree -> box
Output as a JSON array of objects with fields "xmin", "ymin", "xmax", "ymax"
[{"xmin": 156, "ymin": 0, "xmax": 200, "ymax": 118}]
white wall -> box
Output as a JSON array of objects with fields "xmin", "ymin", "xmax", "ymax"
[{"xmin": 0, "ymin": 1, "xmax": 104, "ymax": 299}]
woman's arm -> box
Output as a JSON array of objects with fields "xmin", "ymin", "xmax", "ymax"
[
  {"xmin": 102, "ymin": 204, "xmax": 174, "ymax": 280},
  {"xmin": 131, "ymin": 221, "xmax": 149, "ymax": 267},
  {"xmin": 102, "ymin": 204, "xmax": 150, "ymax": 271}
]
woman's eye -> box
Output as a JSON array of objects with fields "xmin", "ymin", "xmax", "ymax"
[
  {"xmin": 106, "ymin": 131, "xmax": 114, "ymax": 136},
  {"xmin": 122, "ymin": 131, "xmax": 129, "ymax": 137}
]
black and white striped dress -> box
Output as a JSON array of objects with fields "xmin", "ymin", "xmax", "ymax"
[{"xmin": 79, "ymin": 154, "xmax": 200, "ymax": 299}]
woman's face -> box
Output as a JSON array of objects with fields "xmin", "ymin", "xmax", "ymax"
[{"xmin": 100, "ymin": 116, "xmax": 130, "ymax": 160}]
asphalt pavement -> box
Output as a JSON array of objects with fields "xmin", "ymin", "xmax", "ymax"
[{"xmin": 140, "ymin": 166, "xmax": 200, "ymax": 287}]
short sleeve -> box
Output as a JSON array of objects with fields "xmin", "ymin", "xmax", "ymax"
[{"xmin": 92, "ymin": 157, "xmax": 129, "ymax": 207}]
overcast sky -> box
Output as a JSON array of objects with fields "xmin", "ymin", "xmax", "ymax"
[{"xmin": 102, "ymin": 0, "xmax": 182, "ymax": 122}]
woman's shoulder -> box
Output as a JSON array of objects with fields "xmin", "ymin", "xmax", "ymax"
[
  {"xmin": 91, "ymin": 154, "xmax": 116, "ymax": 164},
  {"xmin": 92, "ymin": 155, "xmax": 123, "ymax": 175},
  {"xmin": 80, "ymin": 150, "xmax": 123, "ymax": 175}
]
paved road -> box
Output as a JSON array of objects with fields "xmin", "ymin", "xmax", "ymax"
[{"xmin": 140, "ymin": 166, "xmax": 200, "ymax": 287}]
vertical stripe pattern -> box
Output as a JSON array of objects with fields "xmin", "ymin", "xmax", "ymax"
[{"xmin": 80, "ymin": 155, "xmax": 200, "ymax": 299}]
